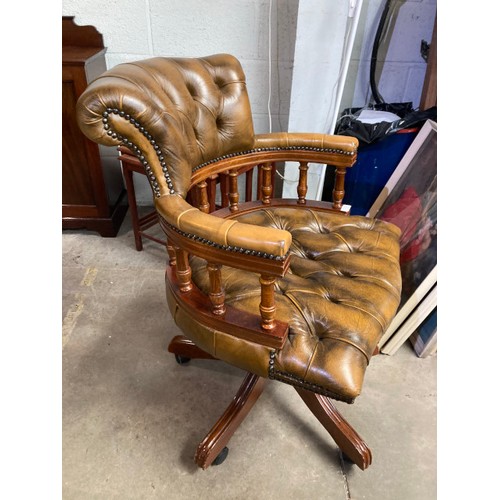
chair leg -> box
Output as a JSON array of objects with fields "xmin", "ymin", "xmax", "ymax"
[
  {"xmin": 168, "ymin": 336, "xmax": 371, "ymax": 469},
  {"xmin": 295, "ymin": 387, "xmax": 372, "ymax": 470},
  {"xmin": 167, "ymin": 336, "xmax": 264, "ymax": 468},
  {"xmin": 167, "ymin": 335, "xmax": 217, "ymax": 361},
  {"xmin": 195, "ymin": 373, "xmax": 266, "ymax": 469}
]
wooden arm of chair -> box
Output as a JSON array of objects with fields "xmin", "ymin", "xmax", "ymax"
[
  {"xmin": 188, "ymin": 134, "xmax": 358, "ymax": 211},
  {"xmin": 255, "ymin": 132, "xmax": 358, "ymax": 209},
  {"xmin": 156, "ymin": 194, "xmax": 291, "ymax": 348},
  {"xmin": 161, "ymin": 135, "xmax": 359, "ymax": 344},
  {"xmin": 162, "ymin": 216, "xmax": 290, "ymax": 349},
  {"xmin": 155, "ymin": 195, "xmax": 291, "ymax": 272},
  {"xmin": 165, "ymin": 265, "xmax": 289, "ymax": 350},
  {"xmin": 253, "ymin": 132, "xmax": 358, "ymax": 156}
]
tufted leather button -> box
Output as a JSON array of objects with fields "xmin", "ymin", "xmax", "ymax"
[
  {"xmin": 190, "ymin": 207, "xmax": 401, "ymax": 403},
  {"xmin": 76, "ymin": 54, "xmax": 256, "ymax": 198},
  {"xmin": 76, "ymin": 53, "xmax": 401, "ymax": 405}
]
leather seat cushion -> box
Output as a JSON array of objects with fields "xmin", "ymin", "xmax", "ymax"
[{"xmin": 189, "ymin": 207, "xmax": 402, "ymax": 403}]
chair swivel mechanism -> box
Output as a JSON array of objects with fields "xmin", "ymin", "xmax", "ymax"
[{"xmin": 76, "ymin": 54, "xmax": 402, "ymax": 470}]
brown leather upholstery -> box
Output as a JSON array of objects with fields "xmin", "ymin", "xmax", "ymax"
[
  {"xmin": 76, "ymin": 54, "xmax": 402, "ymax": 405},
  {"xmin": 183, "ymin": 208, "xmax": 401, "ymax": 402},
  {"xmin": 156, "ymin": 195, "xmax": 291, "ymax": 257},
  {"xmin": 254, "ymin": 132, "xmax": 358, "ymax": 152},
  {"xmin": 77, "ymin": 54, "xmax": 255, "ymax": 198}
]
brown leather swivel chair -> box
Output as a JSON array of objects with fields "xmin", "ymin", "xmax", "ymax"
[{"xmin": 76, "ymin": 54, "xmax": 402, "ymax": 470}]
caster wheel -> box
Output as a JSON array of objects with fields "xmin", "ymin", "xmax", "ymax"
[
  {"xmin": 175, "ymin": 354, "xmax": 191, "ymax": 365},
  {"xmin": 212, "ymin": 447, "xmax": 229, "ymax": 466}
]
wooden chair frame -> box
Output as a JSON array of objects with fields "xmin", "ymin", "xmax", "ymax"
[
  {"xmin": 75, "ymin": 53, "xmax": 399, "ymax": 474},
  {"xmin": 143, "ymin": 145, "xmax": 375, "ymax": 470}
]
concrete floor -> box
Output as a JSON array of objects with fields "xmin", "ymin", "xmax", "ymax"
[{"xmin": 62, "ymin": 209, "xmax": 437, "ymax": 500}]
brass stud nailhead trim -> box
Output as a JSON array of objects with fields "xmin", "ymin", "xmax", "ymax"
[
  {"xmin": 192, "ymin": 146, "xmax": 355, "ymax": 172},
  {"xmin": 102, "ymin": 108, "xmax": 355, "ymax": 196},
  {"xmin": 268, "ymin": 350, "xmax": 355, "ymax": 404},
  {"xmin": 102, "ymin": 108, "xmax": 175, "ymax": 197},
  {"xmin": 160, "ymin": 217, "xmax": 289, "ymax": 261}
]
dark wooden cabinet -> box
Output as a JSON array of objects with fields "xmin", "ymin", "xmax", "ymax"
[{"xmin": 62, "ymin": 16, "xmax": 127, "ymax": 236}]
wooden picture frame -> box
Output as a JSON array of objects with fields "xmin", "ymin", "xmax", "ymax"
[
  {"xmin": 410, "ymin": 305, "xmax": 437, "ymax": 358},
  {"xmin": 382, "ymin": 284, "xmax": 437, "ymax": 355},
  {"xmin": 367, "ymin": 120, "xmax": 437, "ymax": 352}
]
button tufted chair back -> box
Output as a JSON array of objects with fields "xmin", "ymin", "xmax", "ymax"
[
  {"xmin": 75, "ymin": 53, "xmax": 403, "ymax": 471},
  {"xmin": 77, "ymin": 54, "xmax": 255, "ymax": 199}
]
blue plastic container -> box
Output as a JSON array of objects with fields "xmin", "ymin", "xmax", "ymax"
[
  {"xmin": 343, "ymin": 128, "xmax": 418, "ymax": 215},
  {"xmin": 322, "ymin": 128, "xmax": 418, "ymax": 215}
]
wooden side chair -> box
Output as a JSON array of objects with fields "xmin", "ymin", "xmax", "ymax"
[
  {"xmin": 118, "ymin": 146, "xmax": 167, "ymax": 251},
  {"xmin": 76, "ymin": 54, "xmax": 402, "ymax": 470}
]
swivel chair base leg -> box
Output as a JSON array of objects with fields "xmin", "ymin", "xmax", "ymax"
[
  {"xmin": 167, "ymin": 334, "xmax": 372, "ymax": 470},
  {"xmin": 168, "ymin": 335, "xmax": 217, "ymax": 361},
  {"xmin": 295, "ymin": 387, "xmax": 372, "ymax": 470},
  {"xmin": 195, "ymin": 373, "xmax": 266, "ymax": 469}
]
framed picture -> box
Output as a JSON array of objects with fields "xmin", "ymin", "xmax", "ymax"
[
  {"xmin": 367, "ymin": 119, "xmax": 437, "ymax": 352},
  {"xmin": 410, "ymin": 306, "xmax": 437, "ymax": 358},
  {"xmin": 382, "ymin": 284, "xmax": 437, "ymax": 355}
]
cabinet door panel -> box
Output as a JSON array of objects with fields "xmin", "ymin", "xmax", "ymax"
[{"xmin": 62, "ymin": 78, "xmax": 95, "ymax": 206}]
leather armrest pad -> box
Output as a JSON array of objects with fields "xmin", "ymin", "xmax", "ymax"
[
  {"xmin": 155, "ymin": 195, "xmax": 292, "ymax": 257},
  {"xmin": 253, "ymin": 132, "xmax": 358, "ymax": 153}
]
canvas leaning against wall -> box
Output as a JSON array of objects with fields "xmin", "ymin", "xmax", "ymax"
[{"xmin": 367, "ymin": 119, "xmax": 437, "ymax": 354}]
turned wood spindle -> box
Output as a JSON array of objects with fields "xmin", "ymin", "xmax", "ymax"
[
  {"xmin": 174, "ymin": 247, "xmax": 192, "ymax": 293},
  {"xmin": 228, "ymin": 170, "xmax": 239, "ymax": 212},
  {"xmin": 166, "ymin": 242, "xmax": 177, "ymax": 266},
  {"xmin": 261, "ymin": 163, "xmax": 273, "ymax": 205},
  {"xmin": 297, "ymin": 161, "xmax": 309, "ymax": 204},
  {"xmin": 259, "ymin": 274, "xmax": 277, "ymax": 330},
  {"xmin": 332, "ymin": 166, "xmax": 347, "ymax": 210},
  {"xmin": 208, "ymin": 175, "xmax": 218, "ymax": 212},
  {"xmin": 197, "ymin": 181, "xmax": 210, "ymax": 213},
  {"xmin": 207, "ymin": 262, "xmax": 226, "ymax": 316}
]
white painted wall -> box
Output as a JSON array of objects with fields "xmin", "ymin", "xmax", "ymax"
[
  {"xmin": 282, "ymin": 0, "xmax": 437, "ymax": 201},
  {"xmin": 340, "ymin": 0, "xmax": 437, "ymax": 112},
  {"xmin": 63, "ymin": 0, "xmax": 436, "ymax": 205},
  {"xmin": 63, "ymin": 0, "xmax": 299, "ymax": 204},
  {"xmin": 282, "ymin": 0, "xmax": 354, "ymax": 200}
]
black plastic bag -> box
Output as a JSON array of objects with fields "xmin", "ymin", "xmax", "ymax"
[{"xmin": 335, "ymin": 103, "xmax": 437, "ymax": 146}]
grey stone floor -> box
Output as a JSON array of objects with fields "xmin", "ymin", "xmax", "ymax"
[{"xmin": 62, "ymin": 209, "xmax": 437, "ymax": 500}]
